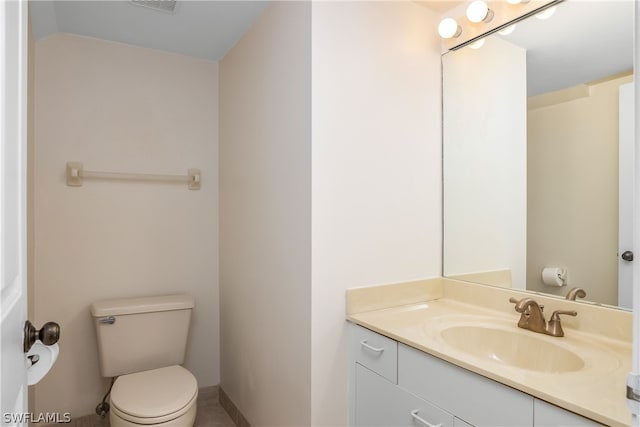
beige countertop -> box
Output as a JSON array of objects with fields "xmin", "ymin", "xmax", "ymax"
[{"xmin": 347, "ymin": 278, "xmax": 632, "ymax": 426}]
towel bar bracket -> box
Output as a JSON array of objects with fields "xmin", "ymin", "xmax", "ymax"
[{"xmin": 66, "ymin": 161, "xmax": 83, "ymax": 187}]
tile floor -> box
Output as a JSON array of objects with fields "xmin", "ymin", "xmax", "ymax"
[{"xmin": 54, "ymin": 387, "xmax": 234, "ymax": 427}]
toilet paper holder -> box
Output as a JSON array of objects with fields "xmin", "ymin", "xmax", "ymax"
[
  {"xmin": 24, "ymin": 320, "xmax": 60, "ymax": 353},
  {"xmin": 541, "ymin": 267, "xmax": 567, "ymax": 287}
]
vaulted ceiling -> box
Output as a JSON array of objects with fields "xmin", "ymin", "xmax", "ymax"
[{"xmin": 29, "ymin": 1, "xmax": 271, "ymax": 60}]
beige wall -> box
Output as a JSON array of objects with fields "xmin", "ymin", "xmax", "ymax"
[
  {"xmin": 527, "ymin": 74, "xmax": 633, "ymax": 304},
  {"xmin": 311, "ymin": 2, "xmax": 442, "ymax": 424},
  {"xmin": 33, "ymin": 34, "xmax": 219, "ymax": 417},
  {"xmin": 219, "ymin": 3, "xmax": 442, "ymax": 425},
  {"xmin": 219, "ymin": 2, "xmax": 312, "ymax": 425}
]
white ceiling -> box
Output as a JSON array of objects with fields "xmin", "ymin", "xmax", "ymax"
[
  {"xmin": 495, "ymin": 0, "xmax": 633, "ymax": 96},
  {"xmin": 29, "ymin": 0, "xmax": 271, "ymax": 61}
]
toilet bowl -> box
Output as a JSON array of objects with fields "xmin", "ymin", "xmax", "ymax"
[{"xmin": 110, "ymin": 365, "xmax": 198, "ymax": 427}]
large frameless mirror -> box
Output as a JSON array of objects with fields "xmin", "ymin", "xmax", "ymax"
[{"xmin": 442, "ymin": 0, "xmax": 634, "ymax": 309}]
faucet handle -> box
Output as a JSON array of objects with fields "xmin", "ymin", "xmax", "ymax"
[
  {"xmin": 547, "ymin": 310, "xmax": 578, "ymax": 337},
  {"xmin": 550, "ymin": 310, "xmax": 577, "ymax": 320},
  {"xmin": 509, "ymin": 297, "xmax": 543, "ymax": 312},
  {"xmin": 509, "ymin": 297, "xmax": 526, "ymax": 312}
]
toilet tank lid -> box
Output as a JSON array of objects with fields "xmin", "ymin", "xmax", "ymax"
[{"xmin": 91, "ymin": 294, "xmax": 194, "ymax": 317}]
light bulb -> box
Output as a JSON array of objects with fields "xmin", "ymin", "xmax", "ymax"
[
  {"xmin": 468, "ymin": 38, "xmax": 485, "ymax": 49},
  {"xmin": 466, "ymin": 0, "xmax": 494, "ymax": 23},
  {"xmin": 506, "ymin": 0, "xmax": 521, "ymax": 4},
  {"xmin": 535, "ymin": 5, "xmax": 556, "ymax": 20},
  {"xmin": 438, "ymin": 18, "xmax": 462, "ymax": 39},
  {"xmin": 498, "ymin": 24, "xmax": 516, "ymax": 35}
]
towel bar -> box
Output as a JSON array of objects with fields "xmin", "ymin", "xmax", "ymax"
[{"xmin": 65, "ymin": 162, "xmax": 201, "ymax": 190}]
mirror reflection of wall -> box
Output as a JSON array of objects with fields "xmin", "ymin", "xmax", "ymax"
[
  {"xmin": 442, "ymin": 0, "xmax": 633, "ymax": 309},
  {"xmin": 527, "ymin": 72, "xmax": 633, "ymax": 306}
]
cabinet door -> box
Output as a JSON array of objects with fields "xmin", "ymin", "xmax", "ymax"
[
  {"xmin": 356, "ymin": 364, "xmax": 455, "ymax": 427},
  {"xmin": 398, "ymin": 344, "xmax": 534, "ymax": 427},
  {"xmin": 534, "ymin": 399, "xmax": 603, "ymax": 426}
]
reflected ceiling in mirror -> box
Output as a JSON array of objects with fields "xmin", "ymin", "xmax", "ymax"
[{"xmin": 442, "ymin": 0, "xmax": 633, "ymax": 310}]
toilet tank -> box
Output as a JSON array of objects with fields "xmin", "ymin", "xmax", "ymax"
[{"xmin": 91, "ymin": 294, "xmax": 194, "ymax": 378}]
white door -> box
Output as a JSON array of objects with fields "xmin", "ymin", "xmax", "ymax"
[
  {"xmin": 1, "ymin": 0, "xmax": 29, "ymax": 425},
  {"xmin": 619, "ymin": 83, "xmax": 634, "ymax": 310}
]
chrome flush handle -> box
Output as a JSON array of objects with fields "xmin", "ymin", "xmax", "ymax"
[{"xmin": 99, "ymin": 316, "xmax": 116, "ymax": 324}]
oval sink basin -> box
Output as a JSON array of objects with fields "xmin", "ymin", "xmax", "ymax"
[{"xmin": 440, "ymin": 326, "xmax": 585, "ymax": 373}]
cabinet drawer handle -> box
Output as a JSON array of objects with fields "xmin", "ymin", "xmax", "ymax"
[
  {"xmin": 410, "ymin": 409, "xmax": 442, "ymax": 427},
  {"xmin": 359, "ymin": 339, "xmax": 385, "ymax": 353}
]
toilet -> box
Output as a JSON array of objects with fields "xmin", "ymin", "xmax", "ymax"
[{"xmin": 91, "ymin": 294, "xmax": 198, "ymax": 426}]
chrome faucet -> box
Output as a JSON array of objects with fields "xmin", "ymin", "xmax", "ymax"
[
  {"xmin": 509, "ymin": 297, "xmax": 577, "ymax": 337},
  {"xmin": 565, "ymin": 287, "xmax": 586, "ymax": 301}
]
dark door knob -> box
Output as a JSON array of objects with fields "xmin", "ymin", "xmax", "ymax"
[
  {"xmin": 622, "ymin": 251, "xmax": 634, "ymax": 262},
  {"xmin": 24, "ymin": 320, "xmax": 60, "ymax": 353}
]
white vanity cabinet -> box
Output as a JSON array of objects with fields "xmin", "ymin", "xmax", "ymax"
[
  {"xmin": 349, "ymin": 323, "xmax": 601, "ymax": 427},
  {"xmin": 533, "ymin": 399, "xmax": 602, "ymax": 426}
]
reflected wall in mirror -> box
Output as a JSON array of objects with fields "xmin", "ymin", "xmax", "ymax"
[{"xmin": 442, "ymin": 0, "xmax": 634, "ymax": 309}]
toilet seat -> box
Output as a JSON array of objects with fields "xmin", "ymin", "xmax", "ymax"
[{"xmin": 110, "ymin": 365, "xmax": 198, "ymax": 425}]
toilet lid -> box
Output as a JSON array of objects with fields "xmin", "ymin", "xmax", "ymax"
[{"xmin": 110, "ymin": 365, "xmax": 197, "ymax": 419}]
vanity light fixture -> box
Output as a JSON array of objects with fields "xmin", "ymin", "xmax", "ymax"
[
  {"xmin": 535, "ymin": 5, "xmax": 556, "ymax": 19},
  {"xmin": 506, "ymin": 0, "xmax": 530, "ymax": 5},
  {"xmin": 438, "ymin": 18, "xmax": 463, "ymax": 39},
  {"xmin": 466, "ymin": 0, "xmax": 494, "ymax": 23}
]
